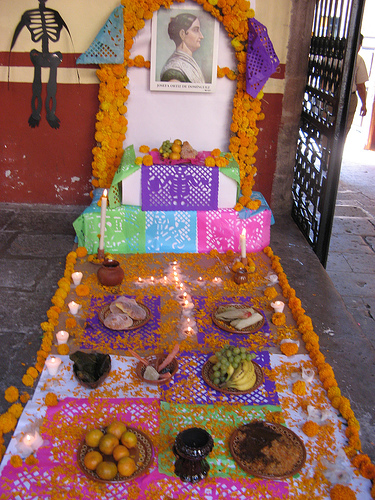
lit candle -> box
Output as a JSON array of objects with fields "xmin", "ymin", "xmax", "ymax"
[
  {"xmin": 98, "ymin": 189, "xmax": 108, "ymax": 252},
  {"xmin": 150, "ymin": 276, "xmax": 155, "ymax": 284},
  {"xmin": 269, "ymin": 274, "xmax": 278, "ymax": 284},
  {"xmin": 271, "ymin": 301, "xmax": 285, "ymax": 313},
  {"xmin": 184, "ymin": 326, "xmax": 193, "ymax": 336},
  {"xmin": 179, "ymin": 283, "xmax": 184, "ymax": 290},
  {"xmin": 163, "ymin": 276, "xmax": 168, "ymax": 283},
  {"xmin": 21, "ymin": 431, "xmax": 44, "ymax": 452},
  {"xmin": 185, "ymin": 316, "xmax": 196, "ymax": 328},
  {"xmin": 240, "ymin": 228, "xmax": 246, "ymax": 259},
  {"xmin": 56, "ymin": 330, "xmax": 69, "ymax": 345},
  {"xmin": 137, "ymin": 277, "xmax": 143, "ymax": 283},
  {"xmin": 68, "ymin": 301, "xmax": 80, "ymax": 315},
  {"xmin": 71, "ymin": 272, "xmax": 83, "ymax": 286},
  {"xmin": 212, "ymin": 277, "xmax": 222, "ymax": 284},
  {"xmin": 182, "ymin": 300, "xmax": 194, "ymax": 313},
  {"xmin": 45, "ymin": 355, "xmax": 62, "ymax": 376}
]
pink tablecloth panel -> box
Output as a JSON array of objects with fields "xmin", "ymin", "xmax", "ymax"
[
  {"xmin": 0, "ymin": 397, "xmax": 288, "ymax": 500},
  {"xmin": 197, "ymin": 209, "xmax": 271, "ymax": 253}
]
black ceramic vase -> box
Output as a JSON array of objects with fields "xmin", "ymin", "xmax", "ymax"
[
  {"xmin": 173, "ymin": 427, "xmax": 214, "ymax": 483},
  {"xmin": 97, "ymin": 259, "xmax": 124, "ymax": 286}
]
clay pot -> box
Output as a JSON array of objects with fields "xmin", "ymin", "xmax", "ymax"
[
  {"xmin": 173, "ymin": 427, "xmax": 214, "ymax": 483},
  {"xmin": 97, "ymin": 259, "xmax": 124, "ymax": 286},
  {"xmin": 233, "ymin": 267, "xmax": 248, "ymax": 285}
]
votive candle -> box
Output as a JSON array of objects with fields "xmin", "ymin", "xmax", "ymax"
[
  {"xmin": 68, "ymin": 301, "xmax": 80, "ymax": 315},
  {"xmin": 271, "ymin": 301, "xmax": 285, "ymax": 313},
  {"xmin": 56, "ymin": 330, "xmax": 69, "ymax": 345},
  {"xmin": 45, "ymin": 355, "xmax": 62, "ymax": 376},
  {"xmin": 71, "ymin": 272, "xmax": 83, "ymax": 286}
]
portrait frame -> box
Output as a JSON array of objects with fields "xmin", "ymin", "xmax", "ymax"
[{"xmin": 150, "ymin": 4, "xmax": 219, "ymax": 93}]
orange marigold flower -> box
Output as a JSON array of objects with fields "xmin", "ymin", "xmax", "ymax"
[
  {"xmin": 264, "ymin": 286, "xmax": 278, "ymax": 300},
  {"xmin": 280, "ymin": 342, "xmax": 299, "ymax": 356},
  {"xmin": 292, "ymin": 380, "xmax": 307, "ymax": 396},
  {"xmin": 302, "ymin": 420, "xmax": 320, "ymax": 437},
  {"xmin": 25, "ymin": 455, "xmax": 39, "ymax": 465},
  {"xmin": 57, "ymin": 344, "xmax": 70, "ymax": 355},
  {"xmin": 329, "ymin": 484, "xmax": 356, "ymax": 500},
  {"xmin": 360, "ymin": 462, "xmax": 375, "ymax": 480},
  {"xmin": 45, "ymin": 393, "xmax": 59, "ymax": 407},
  {"xmin": 4, "ymin": 386, "xmax": 19, "ymax": 403},
  {"xmin": 0, "ymin": 413, "xmax": 17, "ymax": 433},
  {"xmin": 66, "ymin": 317, "xmax": 77, "ymax": 329},
  {"xmin": 143, "ymin": 154, "xmax": 153, "ymax": 166},
  {"xmin": 26, "ymin": 367, "xmax": 39, "ymax": 379},
  {"xmin": 272, "ymin": 312, "xmax": 286, "ymax": 326},
  {"xmin": 20, "ymin": 392, "xmax": 30, "ymax": 404},
  {"xmin": 139, "ymin": 145, "xmax": 150, "ymax": 153},
  {"xmin": 232, "ymin": 261, "xmax": 244, "ymax": 272},
  {"xmin": 22, "ymin": 374, "xmax": 34, "ymax": 388},
  {"xmin": 8, "ymin": 403, "xmax": 23, "ymax": 419},
  {"xmin": 10, "ymin": 455, "xmax": 23, "ymax": 468},
  {"xmin": 211, "ymin": 148, "xmax": 221, "ymax": 157},
  {"xmin": 75, "ymin": 284, "xmax": 90, "ymax": 297},
  {"xmin": 238, "ymin": 195, "xmax": 250, "ymax": 206},
  {"xmin": 233, "ymin": 202, "xmax": 243, "ymax": 212},
  {"xmin": 205, "ymin": 156, "xmax": 216, "ymax": 167},
  {"xmin": 76, "ymin": 247, "xmax": 88, "ymax": 258}
]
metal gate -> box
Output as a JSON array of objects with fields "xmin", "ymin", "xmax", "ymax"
[{"xmin": 291, "ymin": 0, "xmax": 365, "ymax": 267}]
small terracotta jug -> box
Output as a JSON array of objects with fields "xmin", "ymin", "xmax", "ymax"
[
  {"xmin": 97, "ymin": 259, "xmax": 124, "ymax": 286},
  {"xmin": 233, "ymin": 267, "xmax": 248, "ymax": 285}
]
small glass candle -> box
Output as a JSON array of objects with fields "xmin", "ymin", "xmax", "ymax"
[
  {"xmin": 56, "ymin": 330, "xmax": 69, "ymax": 345},
  {"xmin": 21, "ymin": 431, "xmax": 44, "ymax": 452},
  {"xmin": 71, "ymin": 271, "xmax": 83, "ymax": 286},
  {"xmin": 68, "ymin": 301, "xmax": 80, "ymax": 315},
  {"xmin": 269, "ymin": 274, "xmax": 278, "ymax": 284},
  {"xmin": 271, "ymin": 301, "xmax": 285, "ymax": 313},
  {"xmin": 45, "ymin": 355, "xmax": 62, "ymax": 376}
]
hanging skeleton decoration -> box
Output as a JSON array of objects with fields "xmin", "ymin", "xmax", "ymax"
[{"xmin": 10, "ymin": 0, "xmax": 71, "ymax": 129}]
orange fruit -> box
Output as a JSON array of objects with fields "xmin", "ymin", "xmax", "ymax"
[
  {"xmin": 173, "ymin": 139, "xmax": 182, "ymax": 146},
  {"xmin": 84, "ymin": 450, "xmax": 103, "ymax": 470},
  {"xmin": 120, "ymin": 431, "xmax": 137, "ymax": 448},
  {"xmin": 117, "ymin": 456, "xmax": 137, "ymax": 477},
  {"xmin": 96, "ymin": 461, "xmax": 118, "ymax": 480},
  {"xmin": 169, "ymin": 152, "xmax": 180, "ymax": 160},
  {"xmin": 106, "ymin": 421, "xmax": 127, "ymax": 440},
  {"xmin": 85, "ymin": 429, "xmax": 104, "ymax": 448},
  {"xmin": 112, "ymin": 444, "xmax": 130, "ymax": 461},
  {"xmin": 99, "ymin": 433, "xmax": 119, "ymax": 455},
  {"xmin": 171, "ymin": 144, "xmax": 182, "ymax": 153}
]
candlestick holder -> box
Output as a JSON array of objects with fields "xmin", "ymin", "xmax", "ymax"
[
  {"xmin": 173, "ymin": 427, "xmax": 214, "ymax": 483},
  {"xmin": 241, "ymin": 256, "xmax": 248, "ymax": 266},
  {"xmin": 97, "ymin": 248, "xmax": 105, "ymax": 260}
]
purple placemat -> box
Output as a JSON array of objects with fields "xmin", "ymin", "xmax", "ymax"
[
  {"xmin": 160, "ymin": 350, "xmax": 279, "ymax": 406},
  {"xmin": 82, "ymin": 295, "xmax": 161, "ymax": 351},
  {"xmin": 141, "ymin": 164, "xmax": 219, "ymax": 211},
  {"xmin": 193, "ymin": 296, "xmax": 273, "ymax": 351}
]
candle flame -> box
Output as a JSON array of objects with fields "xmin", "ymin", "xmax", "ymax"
[
  {"xmin": 103, "ymin": 189, "xmax": 108, "ymax": 197},
  {"xmin": 241, "ymin": 228, "xmax": 246, "ymax": 236}
]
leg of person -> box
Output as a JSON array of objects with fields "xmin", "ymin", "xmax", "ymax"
[
  {"xmin": 28, "ymin": 50, "xmax": 43, "ymax": 128},
  {"xmin": 345, "ymin": 93, "xmax": 358, "ymax": 138},
  {"xmin": 45, "ymin": 52, "xmax": 62, "ymax": 129}
]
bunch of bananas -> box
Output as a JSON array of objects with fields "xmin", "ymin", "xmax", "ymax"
[
  {"xmin": 222, "ymin": 359, "xmax": 256, "ymax": 391},
  {"xmin": 208, "ymin": 345, "xmax": 256, "ymax": 391}
]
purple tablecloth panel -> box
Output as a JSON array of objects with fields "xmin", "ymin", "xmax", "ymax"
[
  {"xmin": 141, "ymin": 164, "xmax": 219, "ymax": 211},
  {"xmin": 159, "ymin": 350, "xmax": 279, "ymax": 406},
  {"xmin": 0, "ymin": 397, "xmax": 161, "ymax": 499},
  {"xmin": 81, "ymin": 294, "xmax": 161, "ymax": 350},
  {"xmin": 193, "ymin": 296, "xmax": 273, "ymax": 349}
]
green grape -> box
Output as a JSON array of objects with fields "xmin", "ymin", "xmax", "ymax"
[
  {"xmin": 210, "ymin": 371, "xmax": 216, "ymax": 382},
  {"xmin": 234, "ymin": 355, "xmax": 241, "ymax": 364},
  {"xmin": 220, "ymin": 375, "xmax": 226, "ymax": 383},
  {"xmin": 233, "ymin": 347, "xmax": 240, "ymax": 355},
  {"xmin": 240, "ymin": 352, "xmax": 247, "ymax": 360},
  {"xmin": 240, "ymin": 347, "xmax": 246, "ymax": 354},
  {"xmin": 232, "ymin": 362, "xmax": 239, "ymax": 369},
  {"xmin": 246, "ymin": 353, "xmax": 255, "ymax": 361},
  {"xmin": 213, "ymin": 377, "xmax": 220, "ymax": 386},
  {"xmin": 213, "ymin": 364, "xmax": 220, "ymax": 373},
  {"xmin": 220, "ymin": 366, "xmax": 227, "ymax": 375}
]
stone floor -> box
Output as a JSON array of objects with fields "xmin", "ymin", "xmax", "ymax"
[{"xmin": 0, "ymin": 140, "xmax": 374, "ymax": 461}]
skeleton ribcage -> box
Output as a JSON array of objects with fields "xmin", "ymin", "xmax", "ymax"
[{"xmin": 28, "ymin": 11, "xmax": 62, "ymax": 43}]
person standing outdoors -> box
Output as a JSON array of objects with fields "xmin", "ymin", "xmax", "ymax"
[{"xmin": 345, "ymin": 34, "xmax": 369, "ymax": 137}]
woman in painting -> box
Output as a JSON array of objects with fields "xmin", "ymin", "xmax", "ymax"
[{"xmin": 160, "ymin": 13, "xmax": 205, "ymax": 84}]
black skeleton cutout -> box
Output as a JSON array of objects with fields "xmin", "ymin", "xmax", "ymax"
[{"xmin": 10, "ymin": 0, "xmax": 71, "ymax": 128}]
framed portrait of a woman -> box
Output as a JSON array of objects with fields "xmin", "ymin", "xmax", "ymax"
[{"xmin": 150, "ymin": 4, "xmax": 219, "ymax": 92}]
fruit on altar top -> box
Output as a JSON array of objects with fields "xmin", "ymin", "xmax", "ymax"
[
  {"xmin": 84, "ymin": 450, "xmax": 103, "ymax": 470},
  {"xmin": 112, "ymin": 444, "xmax": 130, "ymax": 461},
  {"xmin": 117, "ymin": 456, "xmax": 137, "ymax": 477},
  {"xmin": 96, "ymin": 461, "xmax": 118, "ymax": 480},
  {"xmin": 99, "ymin": 433, "xmax": 119, "ymax": 455}
]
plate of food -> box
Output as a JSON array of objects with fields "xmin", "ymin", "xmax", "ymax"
[
  {"xmin": 229, "ymin": 421, "xmax": 306, "ymax": 479},
  {"xmin": 212, "ymin": 304, "xmax": 265, "ymax": 334},
  {"xmin": 98, "ymin": 296, "xmax": 151, "ymax": 331},
  {"xmin": 77, "ymin": 423, "xmax": 154, "ymax": 483},
  {"xmin": 202, "ymin": 356, "xmax": 263, "ymax": 395}
]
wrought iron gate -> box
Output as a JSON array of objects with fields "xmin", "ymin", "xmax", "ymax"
[{"xmin": 291, "ymin": 0, "xmax": 365, "ymax": 267}]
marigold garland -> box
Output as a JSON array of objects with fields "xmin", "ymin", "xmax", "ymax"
[{"xmin": 329, "ymin": 484, "xmax": 356, "ymax": 500}]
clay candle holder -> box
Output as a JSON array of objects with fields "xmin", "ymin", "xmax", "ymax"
[{"xmin": 173, "ymin": 427, "xmax": 214, "ymax": 483}]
